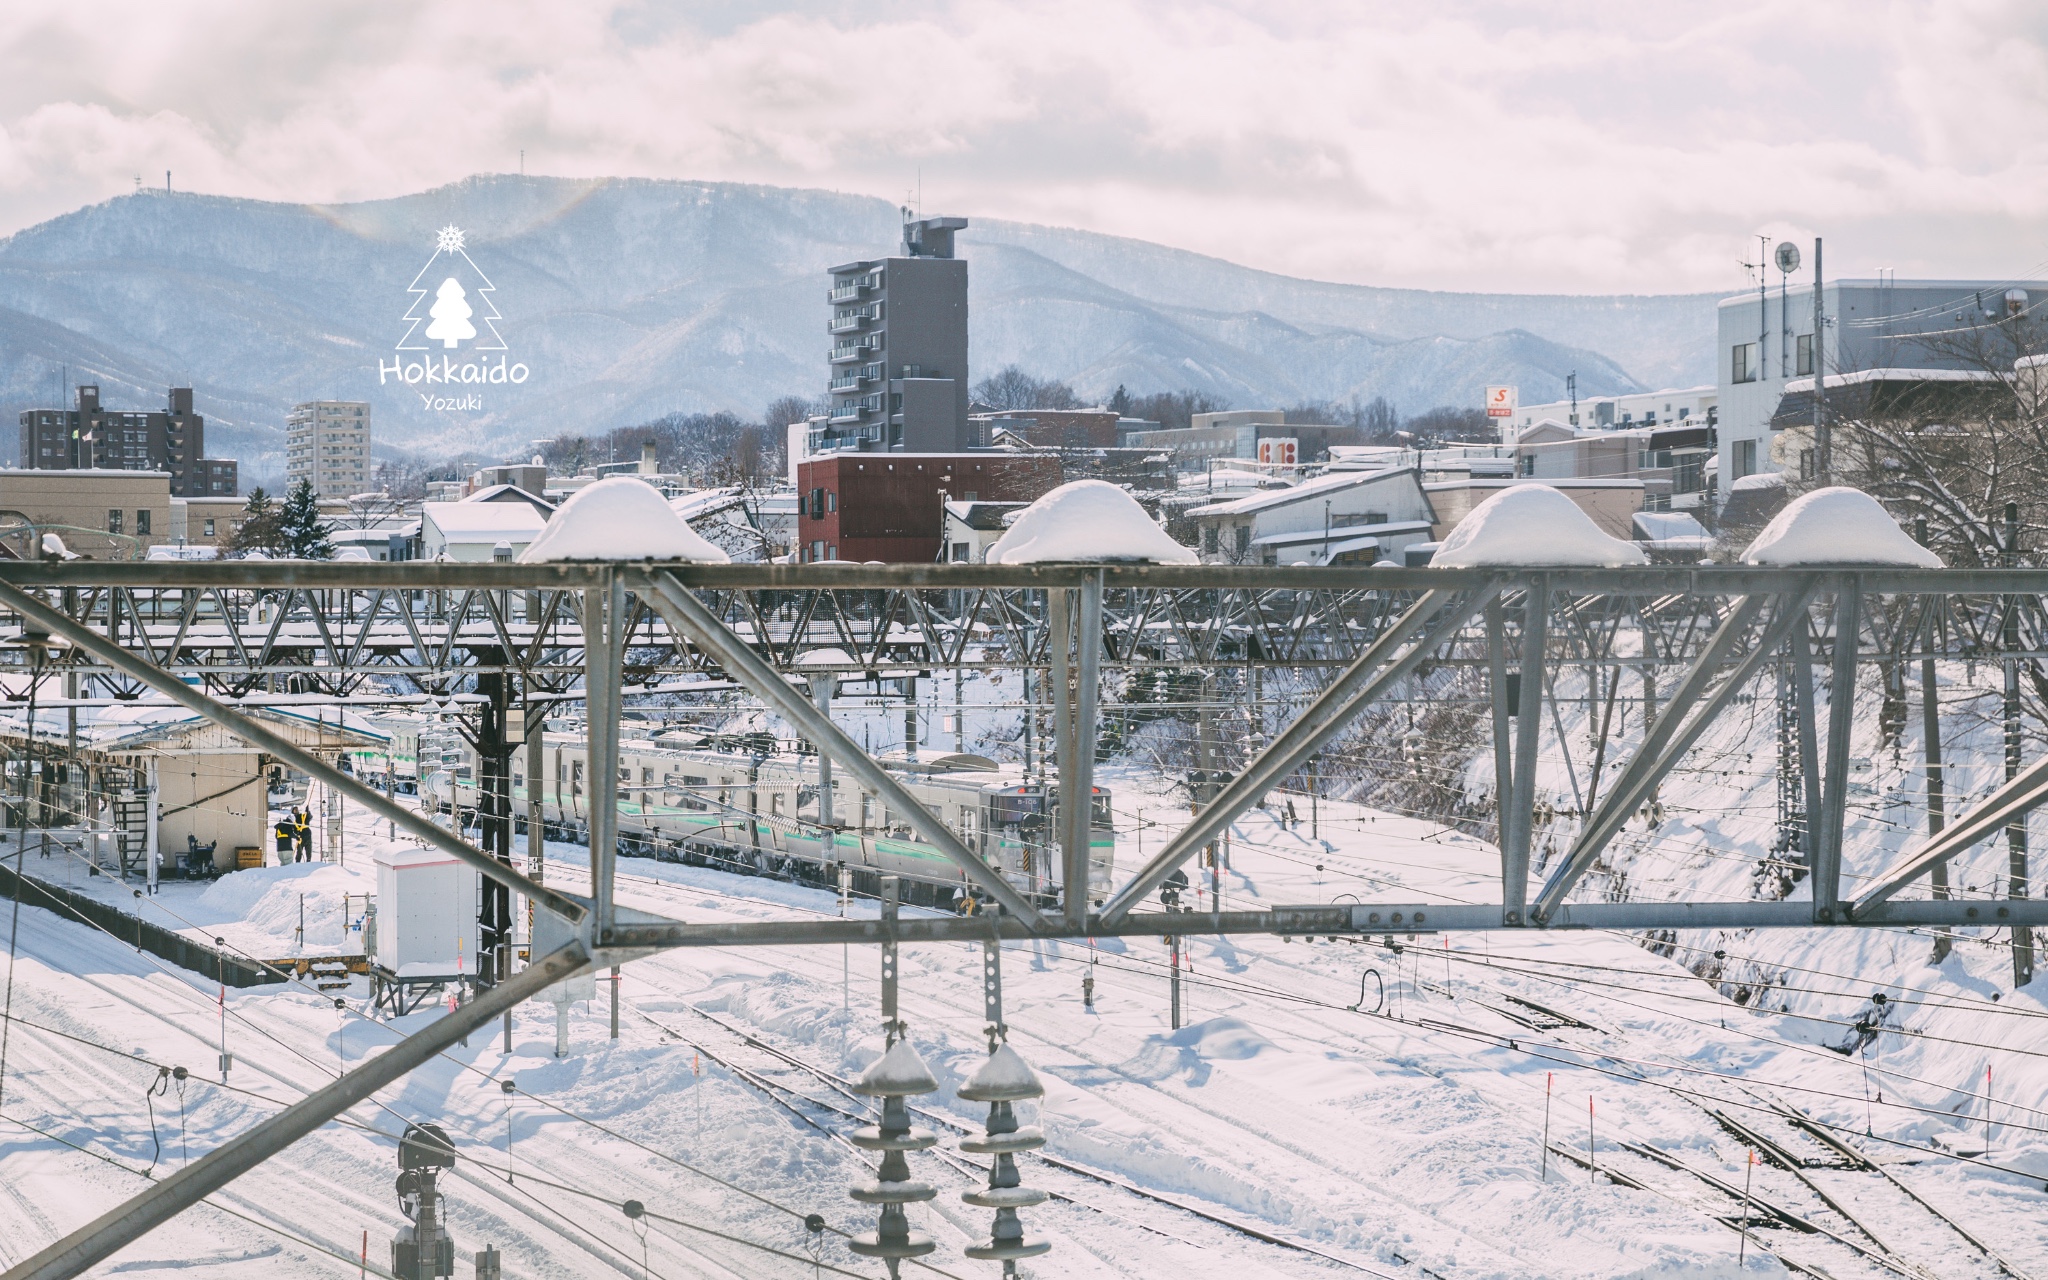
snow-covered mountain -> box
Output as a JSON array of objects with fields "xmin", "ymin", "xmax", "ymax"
[{"xmin": 0, "ymin": 175, "xmax": 1720, "ymax": 476}]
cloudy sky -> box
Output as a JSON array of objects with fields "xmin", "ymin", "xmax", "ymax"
[{"xmin": 1, "ymin": 0, "xmax": 2042, "ymax": 294}]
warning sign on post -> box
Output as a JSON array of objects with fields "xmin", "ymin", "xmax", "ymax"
[{"xmin": 1485, "ymin": 386, "xmax": 1518, "ymax": 419}]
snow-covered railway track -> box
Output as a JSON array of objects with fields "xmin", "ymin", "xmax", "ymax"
[{"xmin": 631, "ymin": 989, "xmax": 1406, "ymax": 1278}]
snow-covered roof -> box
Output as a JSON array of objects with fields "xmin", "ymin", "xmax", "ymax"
[
  {"xmin": 422, "ymin": 501, "xmax": 549, "ymax": 541},
  {"xmin": 1191, "ymin": 467, "xmax": 1413, "ymax": 518},
  {"xmin": 1251, "ymin": 520, "xmax": 1434, "ymax": 549},
  {"xmin": 1730, "ymin": 472, "xmax": 1785, "ymax": 492},
  {"xmin": 463, "ymin": 483, "xmax": 554, "ymax": 511},
  {"xmin": 1781, "ymin": 368, "xmax": 2001, "ymax": 394},
  {"xmin": 668, "ymin": 487, "xmax": 746, "ymax": 521}
]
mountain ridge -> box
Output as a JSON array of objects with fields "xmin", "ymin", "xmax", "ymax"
[{"xmin": 0, "ymin": 175, "xmax": 1720, "ymax": 480}]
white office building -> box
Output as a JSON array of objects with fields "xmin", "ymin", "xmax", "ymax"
[
  {"xmin": 1501, "ymin": 386, "xmax": 1717, "ymax": 443},
  {"xmin": 1714, "ymin": 277, "xmax": 2048, "ymax": 493},
  {"xmin": 286, "ymin": 401, "xmax": 372, "ymax": 498}
]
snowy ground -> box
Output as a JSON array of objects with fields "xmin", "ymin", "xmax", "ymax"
[{"xmin": 3, "ymin": 769, "xmax": 2047, "ymax": 1278}]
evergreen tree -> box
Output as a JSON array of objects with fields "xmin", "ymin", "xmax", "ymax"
[
  {"xmin": 277, "ymin": 479, "xmax": 335, "ymax": 559},
  {"xmin": 226, "ymin": 487, "xmax": 283, "ymax": 557},
  {"xmin": 1109, "ymin": 384, "xmax": 1132, "ymax": 416}
]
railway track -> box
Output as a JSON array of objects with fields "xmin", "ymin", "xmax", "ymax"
[{"xmin": 628, "ymin": 993, "xmax": 1408, "ymax": 1279}]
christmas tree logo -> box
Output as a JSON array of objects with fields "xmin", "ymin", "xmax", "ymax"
[{"xmin": 397, "ymin": 225, "xmax": 506, "ymax": 352}]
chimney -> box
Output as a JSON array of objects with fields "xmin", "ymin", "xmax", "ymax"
[{"xmin": 639, "ymin": 440, "xmax": 659, "ymax": 475}]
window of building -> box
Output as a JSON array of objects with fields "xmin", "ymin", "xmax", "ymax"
[
  {"xmin": 1517, "ymin": 455, "xmax": 1536, "ymax": 477},
  {"xmin": 203, "ymin": 519, "xmax": 216, "ymax": 537},
  {"xmin": 107, "ymin": 509, "xmax": 122, "ymax": 534},
  {"xmin": 1795, "ymin": 333, "xmax": 1814, "ymax": 376},
  {"xmin": 1732, "ymin": 343, "xmax": 1759, "ymax": 384},
  {"xmin": 1800, "ymin": 448, "xmax": 1816, "ymax": 481},
  {"xmin": 1234, "ymin": 526, "xmax": 1250, "ymax": 555},
  {"xmin": 135, "ymin": 509, "xmax": 150, "ymax": 536},
  {"xmin": 1202, "ymin": 526, "xmax": 1219, "ymax": 556},
  {"xmin": 1733, "ymin": 439, "xmax": 1756, "ymax": 480},
  {"xmin": 951, "ymin": 542, "xmax": 969, "ymax": 561}
]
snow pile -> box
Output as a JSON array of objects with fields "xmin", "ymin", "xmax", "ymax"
[
  {"xmin": 985, "ymin": 480, "xmax": 1197, "ymax": 564},
  {"xmin": 1741, "ymin": 486, "xmax": 1942, "ymax": 567},
  {"xmin": 1433, "ymin": 484, "xmax": 1647, "ymax": 567},
  {"xmin": 519, "ymin": 475, "xmax": 731, "ymax": 563}
]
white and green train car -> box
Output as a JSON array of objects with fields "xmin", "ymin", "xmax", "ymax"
[{"xmin": 442, "ymin": 732, "xmax": 1113, "ymax": 910}]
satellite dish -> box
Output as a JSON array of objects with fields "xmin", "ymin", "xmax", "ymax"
[{"xmin": 1774, "ymin": 241, "xmax": 1801, "ymax": 275}]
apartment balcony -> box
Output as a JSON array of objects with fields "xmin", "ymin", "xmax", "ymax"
[
  {"xmin": 828, "ymin": 277, "xmax": 874, "ymax": 303},
  {"xmin": 828, "ymin": 307, "xmax": 879, "ymax": 335},
  {"xmin": 830, "ymin": 337, "xmax": 881, "ymax": 364},
  {"xmin": 828, "ymin": 363, "xmax": 883, "ymax": 393},
  {"xmin": 829, "ymin": 405, "xmax": 869, "ymax": 425}
]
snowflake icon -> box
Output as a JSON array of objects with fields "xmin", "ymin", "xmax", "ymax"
[{"xmin": 435, "ymin": 224, "xmax": 466, "ymax": 253}]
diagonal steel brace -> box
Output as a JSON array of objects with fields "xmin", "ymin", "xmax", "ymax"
[
  {"xmin": 0, "ymin": 579, "xmax": 588, "ymax": 926},
  {"xmin": 1097, "ymin": 584, "xmax": 1498, "ymax": 925},
  {"xmin": 1853, "ymin": 753, "xmax": 2048, "ymax": 914},
  {"xmin": 636, "ymin": 570, "xmax": 1047, "ymax": 926},
  {"xmin": 1533, "ymin": 582, "xmax": 1817, "ymax": 922}
]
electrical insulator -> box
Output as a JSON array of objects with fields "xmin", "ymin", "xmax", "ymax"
[
  {"xmin": 847, "ymin": 1038, "xmax": 940, "ymax": 1277},
  {"xmin": 960, "ymin": 1041, "xmax": 1051, "ymax": 1274}
]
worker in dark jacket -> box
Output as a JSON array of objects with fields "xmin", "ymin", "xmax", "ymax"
[
  {"xmin": 294, "ymin": 808, "xmax": 313, "ymax": 862},
  {"xmin": 273, "ymin": 814, "xmax": 295, "ymax": 864}
]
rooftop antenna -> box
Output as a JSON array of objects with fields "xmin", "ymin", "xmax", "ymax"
[
  {"xmin": 1774, "ymin": 241, "xmax": 1800, "ymax": 381},
  {"xmin": 520, "ymin": 149, "xmax": 525, "ymax": 176},
  {"xmin": 165, "ymin": 170, "xmax": 171, "ymax": 195}
]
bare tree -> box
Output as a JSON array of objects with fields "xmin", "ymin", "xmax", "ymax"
[{"xmin": 973, "ymin": 366, "xmax": 1082, "ymax": 411}]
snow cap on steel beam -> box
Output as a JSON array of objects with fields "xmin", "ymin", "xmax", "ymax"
[
  {"xmin": 1741, "ymin": 486, "xmax": 1943, "ymax": 567},
  {"xmin": 518, "ymin": 475, "xmax": 731, "ymax": 563},
  {"xmin": 1432, "ymin": 484, "xmax": 1647, "ymax": 567},
  {"xmin": 986, "ymin": 479, "xmax": 1198, "ymax": 564}
]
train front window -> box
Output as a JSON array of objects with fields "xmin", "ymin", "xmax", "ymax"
[{"xmin": 988, "ymin": 792, "xmax": 1043, "ymax": 827}]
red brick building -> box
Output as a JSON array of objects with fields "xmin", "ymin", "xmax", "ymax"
[{"xmin": 797, "ymin": 452, "xmax": 1063, "ymax": 562}]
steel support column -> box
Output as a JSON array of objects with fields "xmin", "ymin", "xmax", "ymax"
[
  {"xmin": 1063, "ymin": 574, "xmax": 1102, "ymax": 926},
  {"xmin": 1811, "ymin": 579, "xmax": 1859, "ymax": 921},
  {"xmin": 1502, "ymin": 578, "xmax": 1548, "ymax": 923},
  {"xmin": 1, "ymin": 941, "xmax": 592, "ymax": 1280},
  {"xmin": 1049, "ymin": 587, "xmax": 1075, "ymax": 908},
  {"xmin": 636, "ymin": 571, "xmax": 1045, "ymax": 924},
  {"xmin": 0, "ymin": 579, "xmax": 586, "ymax": 927},
  {"xmin": 583, "ymin": 575, "xmax": 624, "ymax": 936},
  {"xmin": 1487, "ymin": 600, "xmax": 1512, "ymax": 855}
]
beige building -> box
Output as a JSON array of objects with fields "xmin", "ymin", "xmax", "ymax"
[
  {"xmin": 170, "ymin": 496, "xmax": 250, "ymax": 550},
  {"xmin": 0, "ymin": 470, "xmax": 173, "ymax": 559},
  {"xmin": 287, "ymin": 401, "xmax": 372, "ymax": 498},
  {"xmin": 1425, "ymin": 477, "xmax": 1645, "ymax": 542}
]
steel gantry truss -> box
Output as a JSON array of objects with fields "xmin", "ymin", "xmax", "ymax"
[{"xmin": 9, "ymin": 559, "xmax": 2048, "ymax": 1278}]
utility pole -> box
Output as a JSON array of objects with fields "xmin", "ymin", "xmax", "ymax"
[
  {"xmin": 1813, "ymin": 237, "xmax": 1828, "ymax": 484},
  {"xmin": 1917, "ymin": 517, "xmax": 1952, "ymax": 963},
  {"xmin": 2004, "ymin": 503, "xmax": 2033, "ymax": 986}
]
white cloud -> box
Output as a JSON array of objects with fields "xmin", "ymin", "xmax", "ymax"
[{"xmin": 0, "ymin": 0, "xmax": 2044, "ymax": 292}]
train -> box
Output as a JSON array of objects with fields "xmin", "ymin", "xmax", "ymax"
[{"xmin": 365, "ymin": 719, "xmax": 1113, "ymax": 910}]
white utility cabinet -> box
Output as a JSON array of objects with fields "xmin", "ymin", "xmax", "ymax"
[{"xmin": 371, "ymin": 846, "xmax": 480, "ymax": 978}]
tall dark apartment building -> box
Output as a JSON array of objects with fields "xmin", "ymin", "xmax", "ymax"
[
  {"xmin": 19, "ymin": 385, "xmax": 238, "ymax": 497},
  {"xmin": 817, "ymin": 214, "xmax": 971, "ymax": 454}
]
